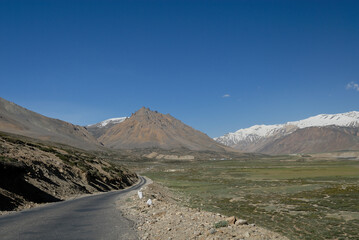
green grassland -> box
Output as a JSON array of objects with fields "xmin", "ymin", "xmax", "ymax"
[{"xmin": 136, "ymin": 156, "xmax": 359, "ymax": 239}]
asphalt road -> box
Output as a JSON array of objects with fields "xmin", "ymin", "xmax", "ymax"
[{"xmin": 0, "ymin": 177, "xmax": 146, "ymax": 240}]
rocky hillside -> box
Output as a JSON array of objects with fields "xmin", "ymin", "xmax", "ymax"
[
  {"xmin": 99, "ymin": 107, "xmax": 231, "ymax": 152},
  {"xmin": 0, "ymin": 97, "xmax": 100, "ymax": 150},
  {"xmin": 215, "ymin": 111, "xmax": 359, "ymax": 154},
  {"xmin": 0, "ymin": 132, "xmax": 138, "ymax": 212}
]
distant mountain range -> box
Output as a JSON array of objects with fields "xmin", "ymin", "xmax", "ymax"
[
  {"xmin": 0, "ymin": 97, "xmax": 229, "ymax": 153},
  {"xmin": 2, "ymin": 96, "xmax": 358, "ymax": 155},
  {"xmin": 215, "ymin": 112, "xmax": 359, "ymax": 154}
]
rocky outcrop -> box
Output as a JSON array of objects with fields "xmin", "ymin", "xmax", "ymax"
[
  {"xmin": 143, "ymin": 152, "xmax": 195, "ymax": 160},
  {"xmin": 0, "ymin": 132, "xmax": 138, "ymax": 212}
]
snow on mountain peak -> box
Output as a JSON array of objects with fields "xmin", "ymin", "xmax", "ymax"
[
  {"xmin": 215, "ymin": 111, "xmax": 359, "ymax": 146},
  {"xmin": 87, "ymin": 117, "xmax": 127, "ymax": 128},
  {"xmin": 288, "ymin": 111, "xmax": 359, "ymax": 129}
]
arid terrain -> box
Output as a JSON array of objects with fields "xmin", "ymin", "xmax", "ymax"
[
  {"xmin": 121, "ymin": 155, "xmax": 359, "ymax": 240},
  {"xmin": 0, "ymin": 131, "xmax": 137, "ymax": 212},
  {"xmin": 118, "ymin": 181, "xmax": 288, "ymax": 240},
  {"xmin": 98, "ymin": 107, "xmax": 232, "ymax": 152},
  {"xmin": 0, "ymin": 97, "xmax": 358, "ymax": 239},
  {"xmin": 0, "ymin": 97, "xmax": 101, "ymax": 150}
]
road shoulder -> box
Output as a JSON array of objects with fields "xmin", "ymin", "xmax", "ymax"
[{"xmin": 117, "ymin": 179, "xmax": 288, "ymax": 240}]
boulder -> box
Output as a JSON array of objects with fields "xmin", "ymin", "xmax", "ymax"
[
  {"xmin": 236, "ymin": 219, "xmax": 248, "ymax": 225},
  {"xmin": 226, "ymin": 216, "xmax": 237, "ymax": 225}
]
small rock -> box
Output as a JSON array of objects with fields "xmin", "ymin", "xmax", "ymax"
[
  {"xmin": 226, "ymin": 216, "xmax": 237, "ymax": 225},
  {"xmin": 209, "ymin": 228, "xmax": 216, "ymax": 234},
  {"xmin": 236, "ymin": 219, "xmax": 248, "ymax": 225}
]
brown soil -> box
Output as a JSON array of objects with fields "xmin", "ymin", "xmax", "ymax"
[{"xmin": 117, "ymin": 181, "xmax": 288, "ymax": 240}]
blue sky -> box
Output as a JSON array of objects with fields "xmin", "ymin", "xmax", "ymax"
[{"xmin": 1, "ymin": 0, "xmax": 358, "ymax": 137}]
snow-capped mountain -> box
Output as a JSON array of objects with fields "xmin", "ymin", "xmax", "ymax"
[
  {"xmin": 86, "ymin": 117, "xmax": 127, "ymax": 138},
  {"xmin": 87, "ymin": 117, "xmax": 127, "ymax": 128},
  {"xmin": 288, "ymin": 111, "xmax": 359, "ymax": 128},
  {"xmin": 215, "ymin": 111, "xmax": 359, "ymax": 154}
]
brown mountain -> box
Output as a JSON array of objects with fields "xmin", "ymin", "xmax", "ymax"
[
  {"xmin": 98, "ymin": 107, "xmax": 231, "ymax": 151},
  {"xmin": 0, "ymin": 97, "xmax": 100, "ymax": 150},
  {"xmin": 258, "ymin": 126, "xmax": 359, "ymax": 155}
]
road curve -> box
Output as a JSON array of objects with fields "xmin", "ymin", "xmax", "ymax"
[{"xmin": 0, "ymin": 176, "xmax": 146, "ymax": 240}]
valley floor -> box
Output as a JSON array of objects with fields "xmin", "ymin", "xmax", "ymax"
[{"xmin": 122, "ymin": 155, "xmax": 359, "ymax": 239}]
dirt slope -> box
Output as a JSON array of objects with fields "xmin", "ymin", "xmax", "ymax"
[
  {"xmin": 99, "ymin": 107, "xmax": 232, "ymax": 152},
  {"xmin": 0, "ymin": 97, "xmax": 100, "ymax": 150}
]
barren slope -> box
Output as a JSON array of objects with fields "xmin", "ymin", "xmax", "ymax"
[
  {"xmin": 259, "ymin": 126, "xmax": 359, "ymax": 154},
  {"xmin": 0, "ymin": 97, "xmax": 100, "ymax": 150},
  {"xmin": 99, "ymin": 107, "xmax": 230, "ymax": 151}
]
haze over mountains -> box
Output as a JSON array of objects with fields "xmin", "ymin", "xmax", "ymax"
[{"xmin": 215, "ymin": 112, "xmax": 359, "ymax": 154}]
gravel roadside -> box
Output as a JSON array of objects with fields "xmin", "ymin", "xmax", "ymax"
[{"xmin": 117, "ymin": 180, "xmax": 288, "ymax": 240}]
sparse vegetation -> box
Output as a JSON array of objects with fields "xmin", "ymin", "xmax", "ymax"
[
  {"xmin": 0, "ymin": 156, "xmax": 17, "ymax": 163},
  {"xmin": 129, "ymin": 156, "xmax": 359, "ymax": 240},
  {"xmin": 214, "ymin": 220, "xmax": 228, "ymax": 228}
]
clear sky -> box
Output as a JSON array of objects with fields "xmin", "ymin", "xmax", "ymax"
[{"xmin": 1, "ymin": 0, "xmax": 358, "ymax": 137}]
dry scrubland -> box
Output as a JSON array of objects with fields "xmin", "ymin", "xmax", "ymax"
[
  {"xmin": 118, "ymin": 182, "xmax": 288, "ymax": 240},
  {"xmin": 122, "ymin": 154, "xmax": 359, "ymax": 240},
  {"xmin": 1, "ymin": 127, "xmax": 358, "ymax": 239}
]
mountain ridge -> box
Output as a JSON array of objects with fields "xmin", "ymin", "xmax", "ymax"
[
  {"xmin": 215, "ymin": 111, "xmax": 359, "ymax": 154},
  {"xmin": 0, "ymin": 97, "xmax": 100, "ymax": 150}
]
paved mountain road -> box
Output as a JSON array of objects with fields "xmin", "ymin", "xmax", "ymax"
[{"xmin": 0, "ymin": 177, "xmax": 146, "ymax": 240}]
